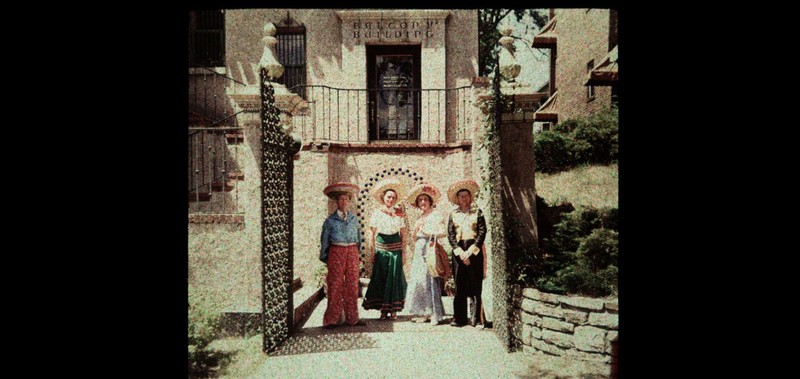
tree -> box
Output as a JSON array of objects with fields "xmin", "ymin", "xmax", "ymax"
[{"xmin": 479, "ymin": 9, "xmax": 547, "ymax": 77}]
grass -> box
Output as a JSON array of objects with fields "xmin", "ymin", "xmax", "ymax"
[{"xmin": 535, "ymin": 163, "xmax": 618, "ymax": 209}]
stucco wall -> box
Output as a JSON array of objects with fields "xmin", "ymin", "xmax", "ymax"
[
  {"xmin": 188, "ymin": 113, "xmax": 263, "ymax": 313},
  {"xmin": 225, "ymin": 9, "xmax": 344, "ymax": 87}
]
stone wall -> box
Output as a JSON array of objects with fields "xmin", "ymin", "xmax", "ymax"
[{"xmin": 509, "ymin": 286, "xmax": 618, "ymax": 371}]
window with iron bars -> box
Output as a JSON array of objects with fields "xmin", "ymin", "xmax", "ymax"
[
  {"xmin": 275, "ymin": 26, "xmax": 307, "ymax": 99},
  {"xmin": 189, "ymin": 10, "xmax": 225, "ymax": 67}
]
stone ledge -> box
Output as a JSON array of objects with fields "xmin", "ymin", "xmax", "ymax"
[
  {"xmin": 588, "ymin": 312, "xmax": 618, "ymax": 330},
  {"xmin": 336, "ymin": 9, "xmax": 451, "ymax": 20},
  {"xmin": 534, "ymin": 303, "xmax": 563, "ymax": 319},
  {"xmin": 189, "ymin": 66, "xmax": 227, "ymax": 75},
  {"xmin": 542, "ymin": 316, "xmax": 574, "ymax": 333},
  {"xmin": 532, "ymin": 339, "xmax": 566, "ymax": 356},
  {"xmin": 520, "ymin": 311, "xmax": 541, "ymax": 327},
  {"xmin": 188, "ymin": 214, "xmax": 245, "ymax": 226},
  {"xmin": 574, "ymin": 326, "xmax": 607, "ymax": 353},
  {"xmin": 541, "ymin": 330, "xmax": 574, "ymax": 349},
  {"xmin": 302, "ymin": 140, "xmax": 473, "ymax": 154},
  {"xmin": 563, "ymin": 309, "xmax": 589, "ymax": 325},
  {"xmin": 522, "ymin": 288, "xmax": 561, "ymax": 304},
  {"xmin": 560, "ymin": 296, "xmax": 605, "ymax": 311}
]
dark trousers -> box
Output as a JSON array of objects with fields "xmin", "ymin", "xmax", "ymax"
[{"xmin": 453, "ymin": 239, "xmax": 483, "ymax": 325}]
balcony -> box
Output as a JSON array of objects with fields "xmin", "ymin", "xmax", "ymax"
[{"xmin": 287, "ymin": 85, "xmax": 474, "ymax": 148}]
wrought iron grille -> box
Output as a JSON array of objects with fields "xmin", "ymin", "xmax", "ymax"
[
  {"xmin": 288, "ymin": 85, "xmax": 472, "ymax": 144},
  {"xmin": 260, "ymin": 70, "xmax": 294, "ymax": 353}
]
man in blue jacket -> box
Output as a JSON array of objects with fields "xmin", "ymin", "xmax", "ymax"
[{"xmin": 320, "ymin": 182, "xmax": 366, "ymax": 328}]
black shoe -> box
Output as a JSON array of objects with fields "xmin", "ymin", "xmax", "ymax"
[
  {"xmin": 450, "ymin": 321, "xmax": 466, "ymax": 327},
  {"xmin": 324, "ymin": 324, "xmax": 337, "ymax": 329}
]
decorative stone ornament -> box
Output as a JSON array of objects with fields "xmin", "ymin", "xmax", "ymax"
[
  {"xmin": 259, "ymin": 22, "xmax": 285, "ymax": 80},
  {"xmin": 498, "ymin": 27, "xmax": 521, "ymax": 82}
]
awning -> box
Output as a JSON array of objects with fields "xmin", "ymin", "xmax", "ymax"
[
  {"xmin": 533, "ymin": 91, "xmax": 558, "ymax": 122},
  {"xmin": 532, "ymin": 16, "xmax": 557, "ymax": 48},
  {"xmin": 586, "ymin": 45, "xmax": 618, "ymax": 86}
]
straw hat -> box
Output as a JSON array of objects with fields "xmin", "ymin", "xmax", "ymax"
[
  {"xmin": 446, "ymin": 179, "xmax": 479, "ymax": 205},
  {"xmin": 372, "ymin": 177, "xmax": 406, "ymax": 204},
  {"xmin": 405, "ymin": 183, "xmax": 442, "ymax": 208},
  {"xmin": 323, "ymin": 182, "xmax": 360, "ymax": 200}
]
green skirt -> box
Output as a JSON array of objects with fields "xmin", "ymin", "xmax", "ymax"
[{"xmin": 362, "ymin": 233, "xmax": 407, "ymax": 312}]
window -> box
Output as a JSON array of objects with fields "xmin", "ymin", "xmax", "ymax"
[
  {"xmin": 587, "ymin": 60, "xmax": 595, "ymax": 101},
  {"xmin": 542, "ymin": 122, "xmax": 551, "ymax": 131},
  {"xmin": 275, "ymin": 25, "xmax": 307, "ymax": 98},
  {"xmin": 189, "ymin": 10, "xmax": 225, "ymax": 67},
  {"xmin": 367, "ymin": 45, "xmax": 421, "ymax": 141}
]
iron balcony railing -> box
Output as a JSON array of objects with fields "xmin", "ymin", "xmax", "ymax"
[
  {"xmin": 188, "ymin": 125, "xmax": 244, "ymax": 214},
  {"xmin": 189, "ymin": 67, "xmax": 247, "ymax": 214},
  {"xmin": 189, "ymin": 67, "xmax": 246, "ymax": 128},
  {"xmin": 287, "ymin": 85, "xmax": 473, "ymax": 144}
]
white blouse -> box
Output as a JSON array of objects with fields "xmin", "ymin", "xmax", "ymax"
[
  {"xmin": 369, "ymin": 208, "xmax": 406, "ymax": 235},
  {"xmin": 416, "ymin": 211, "xmax": 446, "ymax": 238}
]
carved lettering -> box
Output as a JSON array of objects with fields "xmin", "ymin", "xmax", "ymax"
[{"xmin": 348, "ymin": 19, "xmax": 438, "ymax": 41}]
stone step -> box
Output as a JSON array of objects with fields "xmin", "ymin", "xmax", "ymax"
[
  {"xmin": 188, "ymin": 192, "xmax": 211, "ymax": 202},
  {"xmin": 228, "ymin": 171, "xmax": 244, "ymax": 180},
  {"xmin": 226, "ymin": 132, "xmax": 245, "ymax": 144},
  {"xmin": 211, "ymin": 180, "xmax": 235, "ymax": 192}
]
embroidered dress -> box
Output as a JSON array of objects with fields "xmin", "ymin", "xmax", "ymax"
[
  {"xmin": 362, "ymin": 208, "xmax": 407, "ymax": 312},
  {"xmin": 406, "ymin": 211, "xmax": 447, "ymax": 323}
]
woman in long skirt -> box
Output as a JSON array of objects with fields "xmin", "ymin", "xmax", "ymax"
[
  {"xmin": 405, "ymin": 183, "xmax": 448, "ymax": 325},
  {"xmin": 362, "ymin": 177, "xmax": 408, "ymax": 320}
]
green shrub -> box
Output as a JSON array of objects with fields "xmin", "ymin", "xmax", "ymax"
[
  {"xmin": 188, "ymin": 290, "xmax": 223, "ymax": 378},
  {"xmin": 571, "ymin": 108, "xmax": 619, "ymax": 165},
  {"xmin": 534, "ymin": 106, "xmax": 618, "ymax": 173},
  {"xmin": 557, "ymin": 228, "xmax": 618, "ymax": 296},
  {"xmin": 514, "ymin": 205, "xmax": 619, "ymax": 297},
  {"xmin": 533, "ymin": 131, "xmax": 572, "ymax": 173},
  {"xmin": 577, "ymin": 228, "xmax": 618, "ymax": 271}
]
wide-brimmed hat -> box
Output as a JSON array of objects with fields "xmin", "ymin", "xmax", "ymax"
[
  {"xmin": 406, "ymin": 183, "xmax": 442, "ymax": 208},
  {"xmin": 447, "ymin": 179, "xmax": 479, "ymax": 205},
  {"xmin": 372, "ymin": 177, "xmax": 406, "ymax": 204},
  {"xmin": 323, "ymin": 182, "xmax": 360, "ymax": 200}
]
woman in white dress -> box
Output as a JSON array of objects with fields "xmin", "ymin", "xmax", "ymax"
[{"xmin": 405, "ymin": 183, "xmax": 448, "ymax": 325}]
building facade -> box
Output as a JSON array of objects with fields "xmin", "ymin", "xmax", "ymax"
[
  {"xmin": 533, "ymin": 8, "xmax": 619, "ymax": 125},
  {"xmin": 188, "ymin": 9, "xmax": 492, "ymax": 320}
]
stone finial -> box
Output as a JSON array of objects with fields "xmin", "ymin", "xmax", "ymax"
[
  {"xmin": 279, "ymin": 111, "xmax": 293, "ymax": 135},
  {"xmin": 498, "ymin": 27, "xmax": 521, "ymax": 82},
  {"xmin": 259, "ymin": 22, "xmax": 284, "ymax": 80}
]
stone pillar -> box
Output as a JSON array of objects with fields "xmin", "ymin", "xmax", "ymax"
[{"xmin": 497, "ymin": 27, "xmax": 539, "ymax": 253}]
